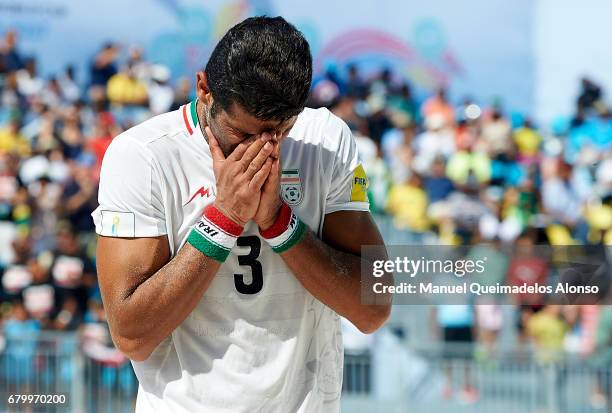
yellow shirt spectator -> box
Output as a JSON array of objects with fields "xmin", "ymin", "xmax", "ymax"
[
  {"xmin": 107, "ymin": 72, "xmax": 148, "ymax": 105},
  {"xmin": 386, "ymin": 180, "xmax": 429, "ymax": 232},
  {"xmin": 0, "ymin": 123, "xmax": 31, "ymax": 157},
  {"xmin": 514, "ymin": 126, "xmax": 542, "ymax": 157},
  {"xmin": 527, "ymin": 306, "xmax": 568, "ymax": 363},
  {"xmin": 446, "ymin": 151, "xmax": 491, "ymax": 185}
]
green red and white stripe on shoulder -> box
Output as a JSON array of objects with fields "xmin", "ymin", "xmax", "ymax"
[{"xmin": 182, "ymin": 99, "xmax": 199, "ymax": 136}]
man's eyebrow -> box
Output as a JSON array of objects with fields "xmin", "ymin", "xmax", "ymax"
[
  {"xmin": 229, "ymin": 124, "xmax": 249, "ymax": 134},
  {"xmin": 228, "ymin": 117, "xmax": 292, "ymax": 135},
  {"xmin": 226, "ymin": 121, "xmax": 255, "ymax": 135}
]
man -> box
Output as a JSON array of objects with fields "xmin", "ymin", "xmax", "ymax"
[
  {"xmin": 93, "ymin": 17, "xmax": 391, "ymax": 412},
  {"xmin": 0, "ymin": 30, "xmax": 24, "ymax": 74}
]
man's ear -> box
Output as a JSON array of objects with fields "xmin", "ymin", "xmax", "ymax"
[{"xmin": 196, "ymin": 71, "xmax": 213, "ymax": 107}]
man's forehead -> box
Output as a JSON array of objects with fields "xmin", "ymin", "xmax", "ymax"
[{"xmin": 224, "ymin": 103, "xmax": 295, "ymax": 133}]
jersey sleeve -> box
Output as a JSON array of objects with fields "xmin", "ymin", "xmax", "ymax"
[
  {"xmin": 91, "ymin": 135, "xmax": 166, "ymax": 237},
  {"xmin": 324, "ymin": 115, "xmax": 370, "ymax": 214}
]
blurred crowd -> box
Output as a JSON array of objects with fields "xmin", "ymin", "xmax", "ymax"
[
  {"xmin": 313, "ymin": 65, "xmax": 612, "ymax": 247},
  {"xmin": 0, "ymin": 28, "xmax": 611, "ymax": 401},
  {"xmin": 0, "ymin": 31, "xmax": 192, "ymax": 367}
]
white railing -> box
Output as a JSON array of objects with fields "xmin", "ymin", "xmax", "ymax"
[{"xmin": 0, "ymin": 332, "xmax": 609, "ymax": 412}]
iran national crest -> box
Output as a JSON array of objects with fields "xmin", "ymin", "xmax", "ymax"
[{"xmin": 280, "ymin": 169, "xmax": 303, "ymax": 206}]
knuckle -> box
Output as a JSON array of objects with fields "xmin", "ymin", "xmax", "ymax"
[{"xmin": 232, "ymin": 162, "xmax": 246, "ymax": 174}]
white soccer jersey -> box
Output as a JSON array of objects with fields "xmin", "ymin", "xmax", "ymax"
[{"xmin": 91, "ymin": 101, "xmax": 370, "ymax": 413}]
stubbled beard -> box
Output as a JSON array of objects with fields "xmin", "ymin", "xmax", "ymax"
[
  {"xmin": 204, "ymin": 104, "xmax": 212, "ymax": 127},
  {"xmin": 201, "ymin": 106, "xmax": 232, "ymax": 157}
]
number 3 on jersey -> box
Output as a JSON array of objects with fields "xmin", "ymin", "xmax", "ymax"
[{"xmin": 234, "ymin": 236, "xmax": 263, "ymax": 294}]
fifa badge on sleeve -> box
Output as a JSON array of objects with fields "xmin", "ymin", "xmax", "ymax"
[{"xmin": 350, "ymin": 164, "xmax": 368, "ymax": 202}]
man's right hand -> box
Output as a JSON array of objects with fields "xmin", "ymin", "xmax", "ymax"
[{"xmin": 206, "ymin": 126, "xmax": 274, "ymax": 226}]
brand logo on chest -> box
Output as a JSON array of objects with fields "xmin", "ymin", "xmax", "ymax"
[{"xmin": 184, "ymin": 185, "xmax": 215, "ymax": 207}]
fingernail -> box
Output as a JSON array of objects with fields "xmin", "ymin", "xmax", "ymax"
[{"xmin": 264, "ymin": 142, "xmax": 272, "ymax": 150}]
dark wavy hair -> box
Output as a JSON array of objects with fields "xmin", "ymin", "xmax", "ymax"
[{"xmin": 205, "ymin": 16, "xmax": 312, "ymax": 121}]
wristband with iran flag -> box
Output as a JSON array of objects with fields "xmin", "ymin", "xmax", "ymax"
[
  {"xmin": 259, "ymin": 203, "xmax": 307, "ymax": 253},
  {"xmin": 187, "ymin": 204, "xmax": 243, "ymax": 262}
]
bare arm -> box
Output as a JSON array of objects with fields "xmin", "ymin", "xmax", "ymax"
[
  {"xmin": 278, "ymin": 210, "xmax": 392, "ymax": 333},
  {"xmin": 96, "ymin": 236, "xmax": 220, "ymax": 361}
]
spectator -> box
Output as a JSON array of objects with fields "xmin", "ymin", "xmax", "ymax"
[
  {"xmin": 89, "ymin": 42, "xmax": 119, "ymax": 87},
  {"xmin": 369, "ymin": 67, "xmax": 393, "ymax": 97},
  {"xmin": 364, "ymin": 93, "xmax": 391, "ymax": 143},
  {"xmin": 50, "ymin": 223, "xmax": 96, "ymax": 318},
  {"xmin": 454, "ymin": 118, "xmax": 479, "ymax": 152},
  {"xmin": 16, "ymin": 58, "xmax": 45, "ymax": 98},
  {"xmin": 490, "ymin": 151, "xmax": 525, "ymax": 187},
  {"xmin": 388, "ymin": 83, "xmax": 418, "ymax": 124},
  {"xmin": 577, "ymin": 77, "xmax": 603, "ymax": 113},
  {"xmin": 434, "ymin": 187, "xmax": 492, "ymax": 244},
  {"xmin": 421, "ymin": 87, "xmax": 455, "ymax": 127},
  {"xmin": 61, "ymin": 160, "xmax": 98, "ymax": 235},
  {"xmin": 1, "ymin": 71, "xmax": 28, "ymax": 115},
  {"xmin": 22, "ymin": 257, "xmax": 54, "ymax": 326},
  {"xmin": 58, "ymin": 65, "xmax": 82, "ymax": 103},
  {"xmin": 527, "ymin": 305, "xmax": 568, "ymax": 363},
  {"xmin": 386, "ymin": 173, "xmax": 429, "ymax": 233},
  {"xmin": 475, "ymin": 301, "xmax": 504, "ymax": 362},
  {"xmin": 39, "ymin": 77, "xmax": 65, "ymax": 108},
  {"xmin": 431, "ymin": 305, "xmax": 478, "ymax": 403},
  {"xmin": 480, "ymin": 107, "xmax": 513, "ymax": 157},
  {"xmin": 527, "ymin": 304, "xmax": 570, "ymax": 410},
  {"xmin": 106, "ymin": 62, "xmax": 148, "ymax": 106},
  {"xmin": 381, "ymin": 111, "xmax": 415, "ymax": 184},
  {"xmin": 412, "ymin": 114, "xmax": 455, "ymax": 174},
  {"xmin": 446, "ymin": 149, "xmax": 491, "ymax": 187},
  {"xmin": 126, "ymin": 46, "xmax": 152, "ymax": 84},
  {"xmin": 0, "ymin": 30, "xmax": 24, "ymax": 73},
  {"xmin": 57, "ymin": 108, "xmax": 86, "ymax": 160},
  {"xmin": 148, "ymin": 65, "xmax": 174, "ymax": 115},
  {"xmin": 2, "ymin": 299, "xmax": 40, "ymax": 387},
  {"xmin": 423, "ymin": 156, "xmax": 455, "ymax": 203},
  {"xmin": 87, "ymin": 112, "xmax": 119, "ymax": 180},
  {"xmin": 507, "ymin": 232, "xmax": 549, "ymax": 305},
  {"xmin": 29, "ymin": 175, "xmax": 63, "ymax": 250},
  {"xmin": 1, "ymin": 237, "xmax": 33, "ymax": 301},
  {"xmin": 513, "ymin": 119, "xmax": 542, "ymax": 165},
  {"xmin": 345, "ymin": 64, "xmax": 367, "ymax": 99},
  {"xmin": 0, "ymin": 117, "xmax": 30, "ymax": 157},
  {"xmin": 542, "ymin": 159, "xmax": 589, "ymax": 242}
]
